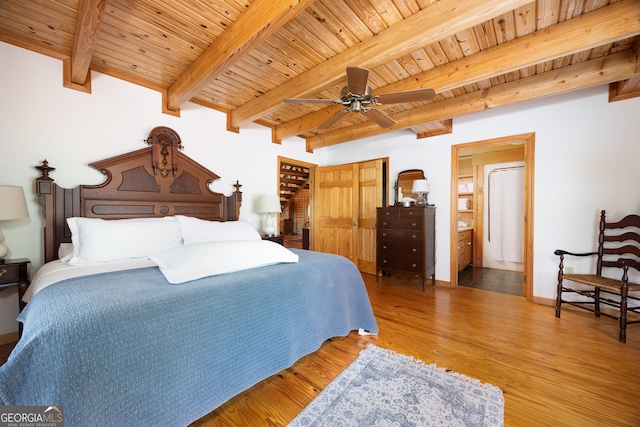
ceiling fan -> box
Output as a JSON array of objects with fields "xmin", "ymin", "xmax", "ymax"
[{"xmin": 284, "ymin": 67, "xmax": 436, "ymax": 129}]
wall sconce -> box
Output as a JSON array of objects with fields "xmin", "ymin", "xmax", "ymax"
[
  {"xmin": 256, "ymin": 195, "xmax": 281, "ymax": 237},
  {"xmin": 0, "ymin": 185, "xmax": 29, "ymax": 259},
  {"xmin": 411, "ymin": 179, "xmax": 430, "ymax": 206}
]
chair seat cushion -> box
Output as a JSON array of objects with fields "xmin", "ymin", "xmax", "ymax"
[{"xmin": 563, "ymin": 273, "xmax": 640, "ymax": 292}]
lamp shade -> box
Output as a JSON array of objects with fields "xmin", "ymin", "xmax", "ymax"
[
  {"xmin": 256, "ymin": 195, "xmax": 281, "ymax": 213},
  {"xmin": 0, "ymin": 185, "xmax": 29, "ymax": 220},
  {"xmin": 411, "ymin": 179, "xmax": 430, "ymax": 194}
]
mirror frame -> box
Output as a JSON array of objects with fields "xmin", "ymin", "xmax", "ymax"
[{"xmin": 394, "ymin": 169, "xmax": 425, "ymax": 205}]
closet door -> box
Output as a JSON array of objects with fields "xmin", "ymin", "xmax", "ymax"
[
  {"xmin": 313, "ymin": 159, "xmax": 387, "ymax": 272},
  {"xmin": 357, "ymin": 159, "xmax": 385, "ymax": 275},
  {"xmin": 313, "ymin": 163, "xmax": 359, "ymax": 264}
]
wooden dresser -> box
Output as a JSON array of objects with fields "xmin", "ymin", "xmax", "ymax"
[{"xmin": 376, "ymin": 206, "xmax": 436, "ymax": 289}]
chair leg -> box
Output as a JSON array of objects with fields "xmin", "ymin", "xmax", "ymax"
[
  {"xmin": 620, "ymin": 281, "xmax": 629, "ymax": 343},
  {"xmin": 594, "ymin": 287, "xmax": 601, "ymax": 318},
  {"xmin": 555, "ymin": 256, "xmax": 564, "ymax": 318}
]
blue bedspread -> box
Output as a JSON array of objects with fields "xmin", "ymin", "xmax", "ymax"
[{"xmin": 0, "ymin": 249, "xmax": 378, "ymax": 426}]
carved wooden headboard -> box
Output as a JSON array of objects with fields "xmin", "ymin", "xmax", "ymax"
[{"xmin": 35, "ymin": 127, "xmax": 242, "ymax": 263}]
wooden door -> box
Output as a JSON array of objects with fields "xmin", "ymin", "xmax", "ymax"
[
  {"xmin": 313, "ymin": 159, "xmax": 387, "ymax": 271},
  {"xmin": 313, "ymin": 163, "xmax": 359, "ymax": 263},
  {"xmin": 357, "ymin": 159, "xmax": 385, "ymax": 274}
]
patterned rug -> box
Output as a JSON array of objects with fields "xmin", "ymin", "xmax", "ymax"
[{"xmin": 288, "ymin": 345, "xmax": 504, "ymax": 427}]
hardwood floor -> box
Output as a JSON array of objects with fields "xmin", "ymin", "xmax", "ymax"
[{"xmin": 193, "ymin": 273, "xmax": 640, "ymax": 427}]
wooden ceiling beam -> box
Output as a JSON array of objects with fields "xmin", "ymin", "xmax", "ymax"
[
  {"xmin": 275, "ymin": 0, "xmax": 640, "ymax": 141},
  {"xmin": 229, "ymin": 0, "xmax": 532, "ymax": 131},
  {"xmin": 164, "ymin": 0, "xmax": 316, "ymax": 115},
  {"xmin": 65, "ymin": 0, "xmax": 106, "ymax": 91},
  {"xmin": 306, "ymin": 50, "xmax": 637, "ymax": 150}
]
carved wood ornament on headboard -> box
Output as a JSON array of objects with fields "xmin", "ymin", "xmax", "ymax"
[{"xmin": 35, "ymin": 126, "xmax": 242, "ymax": 263}]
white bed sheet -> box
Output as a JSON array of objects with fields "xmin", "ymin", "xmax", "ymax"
[{"xmin": 24, "ymin": 258, "xmax": 157, "ymax": 303}]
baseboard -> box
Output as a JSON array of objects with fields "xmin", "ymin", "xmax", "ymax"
[{"xmin": 0, "ymin": 332, "xmax": 19, "ymax": 345}]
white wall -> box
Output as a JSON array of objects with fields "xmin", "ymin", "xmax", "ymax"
[
  {"xmin": 0, "ymin": 42, "xmax": 321, "ymax": 334},
  {"xmin": 321, "ymin": 85, "xmax": 640, "ymax": 302},
  {"xmin": 3, "ymin": 40, "xmax": 640, "ymax": 334}
]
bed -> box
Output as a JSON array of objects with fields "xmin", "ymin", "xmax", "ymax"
[{"xmin": 0, "ymin": 127, "xmax": 378, "ymax": 426}]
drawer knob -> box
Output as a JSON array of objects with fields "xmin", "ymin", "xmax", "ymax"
[
  {"xmin": 412, "ymin": 234, "xmax": 417, "ymax": 238},
  {"xmin": 412, "ymin": 263, "xmax": 417, "ymax": 267},
  {"xmin": 382, "ymin": 233, "xmax": 387, "ymax": 237},
  {"xmin": 0, "ymin": 269, "xmax": 6, "ymax": 278},
  {"xmin": 412, "ymin": 222, "xmax": 417, "ymax": 227},
  {"xmin": 412, "ymin": 248, "xmax": 417, "ymax": 252},
  {"xmin": 383, "ymin": 245, "xmax": 387, "ymax": 249},
  {"xmin": 382, "ymin": 221, "xmax": 387, "ymax": 226},
  {"xmin": 382, "ymin": 260, "xmax": 388, "ymax": 264}
]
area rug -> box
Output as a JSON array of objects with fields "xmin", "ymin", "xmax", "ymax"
[{"xmin": 288, "ymin": 345, "xmax": 504, "ymax": 427}]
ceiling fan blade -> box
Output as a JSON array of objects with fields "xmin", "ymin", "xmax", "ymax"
[
  {"xmin": 363, "ymin": 108, "xmax": 396, "ymax": 128},
  {"xmin": 346, "ymin": 67, "xmax": 369, "ymax": 95},
  {"xmin": 318, "ymin": 109, "xmax": 349, "ymax": 129},
  {"xmin": 284, "ymin": 98, "xmax": 338, "ymax": 105},
  {"xmin": 375, "ymin": 88, "xmax": 436, "ymax": 104}
]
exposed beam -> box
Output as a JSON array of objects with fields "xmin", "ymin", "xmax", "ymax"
[
  {"xmin": 609, "ymin": 36, "xmax": 640, "ymax": 102},
  {"xmin": 229, "ymin": 0, "xmax": 532, "ymax": 131},
  {"xmin": 165, "ymin": 0, "xmax": 316, "ymax": 116},
  {"xmin": 413, "ymin": 119, "xmax": 453, "ymax": 139},
  {"xmin": 275, "ymin": 0, "xmax": 640, "ymax": 141},
  {"xmin": 65, "ymin": 0, "xmax": 106, "ymax": 91},
  {"xmin": 306, "ymin": 50, "xmax": 637, "ymax": 150}
]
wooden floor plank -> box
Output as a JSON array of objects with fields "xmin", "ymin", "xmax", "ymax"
[{"xmin": 192, "ymin": 273, "xmax": 640, "ymax": 426}]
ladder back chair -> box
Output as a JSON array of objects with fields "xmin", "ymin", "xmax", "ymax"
[{"xmin": 554, "ymin": 210, "xmax": 640, "ymax": 343}]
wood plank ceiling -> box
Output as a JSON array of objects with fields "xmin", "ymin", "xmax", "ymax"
[{"xmin": 1, "ymin": 0, "xmax": 639, "ymax": 151}]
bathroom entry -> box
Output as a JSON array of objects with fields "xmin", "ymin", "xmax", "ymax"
[{"xmin": 450, "ymin": 133, "xmax": 535, "ymax": 301}]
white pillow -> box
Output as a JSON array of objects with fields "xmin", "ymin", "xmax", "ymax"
[
  {"xmin": 67, "ymin": 216, "xmax": 183, "ymax": 264},
  {"xmin": 149, "ymin": 240, "xmax": 298, "ymax": 284},
  {"xmin": 58, "ymin": 243, "xmax": 74, "ymax": 262},
  {"xmin": 176, "ymin": 215, "xmax": 261, "ymax": 244}
]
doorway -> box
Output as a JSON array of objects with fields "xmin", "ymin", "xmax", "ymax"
[
  {"xmin": 277, "ymin": 157, "xmax": 315, "ymax": 249},
  {"xmin": 450, "ymin": 133, "xmax": 535, "ymax": 301}
]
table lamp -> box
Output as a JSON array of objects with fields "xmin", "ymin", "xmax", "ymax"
[
  {"xmin": 411, "ymin": 179, "xmax": 430, "ymax": 206},
  {"xmin": 257, "ymin": 195, "xmax": 281, "ymax": 237},
  {"xmin": 0, "ymin": 185, "xmax": 29, "ymax": 259}
]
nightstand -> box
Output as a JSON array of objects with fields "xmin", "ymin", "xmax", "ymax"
[
  {"xmin": 262, "ymin": 235, "xmax": 284, "ymax": 246},
  {"xmin": 0, "ymin": 258, "xmax": 30, "ymax": 337}
]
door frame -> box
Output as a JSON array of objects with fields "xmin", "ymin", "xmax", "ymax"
[{"xmin": 450, "ymin": 133, "xmax": 535, "ymax": 302}]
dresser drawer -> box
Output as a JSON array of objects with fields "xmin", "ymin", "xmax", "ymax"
[
  {"xmin": 378, "ymin": 229, "xmax": 425, "ymax": 242},
  {"xmin": 398, "ymin": 208, "xmax": 424, "ymax": 219},
  {"xmin": 0, "ymin": 264, "xmax": 19, "ymax": 285},
  {"xmin": 378, "ymin": 256, "xmax": 424, "ymax": 274},
  {"xmin": 458, "ymin": 229, "xmax": 472, "ymax": 241},
  {"xmin": 377, "ymin": 217, "xmax": 424, "ymax": 230},
  {"xmin": 378, "ymin": 241, "xmax": 422, "ymax": 257}
]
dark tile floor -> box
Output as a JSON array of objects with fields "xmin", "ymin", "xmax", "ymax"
[{"xmin": 458, "ymin": 266, "xmax": 524, "ymax": 297}]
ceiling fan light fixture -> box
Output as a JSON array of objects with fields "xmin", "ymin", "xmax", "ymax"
[{"xmin": 284, "ymin": 67, "xmax": 435, "ymax": 130}]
